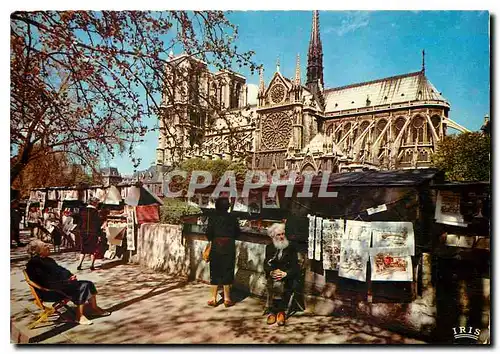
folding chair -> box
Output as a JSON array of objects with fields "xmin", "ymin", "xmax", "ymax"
[{"xmin": 22, "ymin": 270, "xmax": 71, "ymax": 329}]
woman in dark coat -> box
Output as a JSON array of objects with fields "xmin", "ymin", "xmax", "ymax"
[
  {"xmin": 206, "ymin": 197, "xmax": 240, "ymax": 307},
  {"xmin": 26, "ymin": 240, "xmax": 110, "ymax": 325},
  {"xmin": 77, "ymin": 197, "xmax": 102, "ymax": 270}
]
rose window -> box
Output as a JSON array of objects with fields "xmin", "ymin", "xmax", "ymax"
[
  {"xmin": 270, "ymin": 84, "xmax": 286, "ymax": 104},
  {"xmin": 412, "ymin": 116, "xmax": 425, "ymax": 128},
  {"xmin": 261, "ymin": 112, "xmax": 292, "ymax": 150}
]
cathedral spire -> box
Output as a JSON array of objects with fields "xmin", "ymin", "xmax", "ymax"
[
  {"xmin": 306, "ymin": 10, "xmax": 324, "ymax": 89},
  {"xmin": 294, "ymin": 54, "xmax": 301, "ymax": 86}
]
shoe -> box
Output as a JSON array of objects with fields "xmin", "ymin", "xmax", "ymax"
[
  {"xmin": 207, "ymin": 299, "xmax": 219, "ymax": 307},
  {"xmin": 90, "ymin": 266, "xmax": 95, "ymax": 271},
  {"xmin": 17, "ymin": 242, "xmax": 27, "ymax": 247},
  {"xmin": 224, "ymin": 300, "xmax": 235, "ymax": 308},
  {"xmin": 92, "ymin": 308, "xmax": 111, "ymax": 317},
  {"xmin": 277, "ymin": 311, "xmax": 286, "ymax": 326},
  {"xmin": 266, "ymin": 313, "xmax": 277, "ymax": 325},
  {"xmin": 77, "ymin": 266, "xmax": 82, "ymax": 271}
]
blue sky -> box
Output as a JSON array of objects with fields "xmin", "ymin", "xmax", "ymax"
[{"xmin": 111, "ymin": 10, "xmax": 490, "ymax": 175}]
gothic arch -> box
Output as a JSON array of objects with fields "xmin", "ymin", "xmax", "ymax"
[
  {"xmin": 326, "ymin": 124, "xmax": 334, "ymax": 137},
  {"xmin": 217, "ymin": 81, "xmax": 224, "ymax": 107},
  {"xmin": 300, "ymin": 153, "xmax": 319, "ymax": 174},
  {"xmin": 342, "ymin": 122, "xmax": 352, "ymax": 149},
  {"xmin": 431, "ymin": 115, "xmax": 441, "ymax": 129},
  {"xmin": 231, "ymin": 82, "xmax": 242, "ymax": 109},
  {"xmin": 352, "ymin": 124, "xmax": 359, "ymax": 142},
  {"xmin": 352, "ymin": 120, "xmax": 372, "ymax": 161},
  {"xmin": 376, "ymin": 119, "xmax": 388, "ymax": 138},
  {"xmin": 393, "ymin": 116, "xmax": 406, "ymax": 141},
  {"xmin": 408, "ymin": 114, "xmax": 426, "ymax": 144},
  {"xmin": 357, "ymin": 120, "xmax": 371, "ymax": 146},
  {"xmin": 374, "ymin": 118, "xmax": 390, "ymax": 164},
  {"xmin": 430, "ymin": 114, "xmax": 443, "ymax": 138},
  {"xmin": 301, "ymin": 164, "xmax": 317, "ymax": 174},
  {"xmin": 335, "ymin": 123, "xmax": 343, "ymax": 141},
  {"xmin": 211, "ymin": 82, "xmax": 218, "ymax": 102}
]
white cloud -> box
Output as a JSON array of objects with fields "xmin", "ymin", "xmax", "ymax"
[{"xmin": 333, "ymin": 12, "xmax": 370, "ymax": 36}]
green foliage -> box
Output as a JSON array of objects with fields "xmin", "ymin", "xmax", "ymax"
[
  {"xmin": 161, "ymin": 158, "xmax": 248, "ymax": 223},
  {"xmin": 169, "ymin": 157, "xmax": 248, "ymax": 195},
  {"xmin": 159, "ymin": 198, "xmax": 201, "ymax": 225},
  {"xmin": 431, "ymin": 132, "xmax": 490, "ymax": 181}
]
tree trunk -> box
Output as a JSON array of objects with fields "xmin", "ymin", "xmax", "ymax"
[{"xmin": 10, "ymin": 143, "xmax": 33, "ymax": 187}]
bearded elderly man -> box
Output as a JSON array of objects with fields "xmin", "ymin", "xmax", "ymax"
[{"xmin": 263, "ymin": 223, "xmax": 300, "ymax": 326}]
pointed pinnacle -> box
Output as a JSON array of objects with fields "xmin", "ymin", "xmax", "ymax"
[
  {"xmin": 295, "ymin": 54, "xmax": 301, "ymax": 86},
  {"xmin": 259, "ymin": 66, "xmax": 265, "ymax": 93},
  {"xmin": 422, "ymin": 49, "xmax": 426, "ymax": 73}
]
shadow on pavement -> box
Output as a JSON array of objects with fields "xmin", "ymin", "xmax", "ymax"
[
  {"xmin": 94, "ymin": 258, "xmax": 127, "ymax": 270},
  {"xmin": 106, "ymin": 280, "xmax": 189, "ymax": 313},
  {"xmin": 29, "ymin": 321, "xmax": 78, "ymax": 343},
  {"xmin": 228, "ymin": 288, "xmax": 250, "ymax": 303}
]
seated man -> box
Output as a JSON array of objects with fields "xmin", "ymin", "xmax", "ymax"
[
  {"xmin": 263, "ymin": 223, "xmax": 299, "ymax": 326},
  {"xmin": 26, "ymin": 240, "xmax": 111, "ymax": 325}
]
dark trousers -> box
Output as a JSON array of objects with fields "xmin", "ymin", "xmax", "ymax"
[
  {"xmin": 266, "ymin": 277, "xmax": 294, "ymax": 312},
  {"xmin": 11, "ymin": 225, "xmax": 21, "ymax": 244}
]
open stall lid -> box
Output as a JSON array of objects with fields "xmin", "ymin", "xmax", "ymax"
[
  {"xmin": 102, "ymin": 185, "xmax": 123, "ymax": 205},
  {"xmin": 125, "ymin": 184, "xmax": 163, "ymax": 206}
]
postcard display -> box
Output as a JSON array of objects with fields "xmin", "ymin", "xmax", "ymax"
[
  {"xmin": 370, "ymin": 222, "xmax": 414, "ymax": 281},
  {"xmin": 124, "ymin": 205, "xmax": 136, "ymax": 251},
  {"xmin": 104, "ymin": 220, "xmax": 127, "ymax": 259},
  {"xmin": 339, "ymin": 220, "xmax": 372, "ymax": 281},
  {"xmin": 321, "ymin": 219, "xmax": 344, "ymax": 270},
  {"xmin": 28, "ymin": 190, "xmax": 81, "ymax": 245},
  {"xmin": 307, "ymin": 217, "xmax": 415, "ymax": 282},
  {"xmin": 198, "ymin": 194, "xmax": 216, "ymax": 209},
  {"xmin": 262, "ymin": 191, "xmax": 280, "ymax": 209},
  {"xmin": 307, "ymin": 215, "xmax": 315, "ymax": 260},
  {"xmin": 232, "ymin": 196, "xmax": 249, "ymax": 213},
  {"xmin": 434, "ymin": 190, "xmax": 467, "ymax": 227}
]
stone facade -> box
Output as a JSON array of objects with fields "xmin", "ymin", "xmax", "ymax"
[
  {"xmin": 99, "ymin": 167, "xmax": 123, "ymax": 186},
  {"xmin": 156, "ymin": 11, "xmax": 469, "ymax": 175}
]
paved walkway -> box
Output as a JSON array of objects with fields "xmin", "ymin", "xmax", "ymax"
[{"xmin": 11, "ymin": 233, "xmax": 426, "ymax": 344}]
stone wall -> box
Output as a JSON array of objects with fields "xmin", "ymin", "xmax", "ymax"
[
  {"xmin": 186, "ymin": 237, "xmax": 269, "ymax": 296},
  {"xmin": 136, "ymin": 223, "xmax": 190, "ymax": 277}
]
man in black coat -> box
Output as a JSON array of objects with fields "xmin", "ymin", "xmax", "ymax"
[
  {"xmin": 263, "ymin": 223, "xmax": 299, "ymax": 326},
  {"xmin": 11, "ymin": 199, "xmax": 26, "ymax": 248}
]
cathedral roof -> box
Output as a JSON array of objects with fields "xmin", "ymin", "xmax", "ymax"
[
  {"xmin": 323, "ymin": 71, "xmax": 448, "ymax": 113},
  {"xmin": 301, "ymin": 133, "xmax": 344, "ymax": 156}
]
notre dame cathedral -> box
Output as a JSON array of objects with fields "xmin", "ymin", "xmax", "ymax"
[{"xmin": 156, "ymin": 11, "xmax": 468, "ymax": 175}]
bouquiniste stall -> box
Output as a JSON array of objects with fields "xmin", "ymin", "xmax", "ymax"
[{"xmin": 180, "ymin": 168, "xmax": 490, "ymax": 342}]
